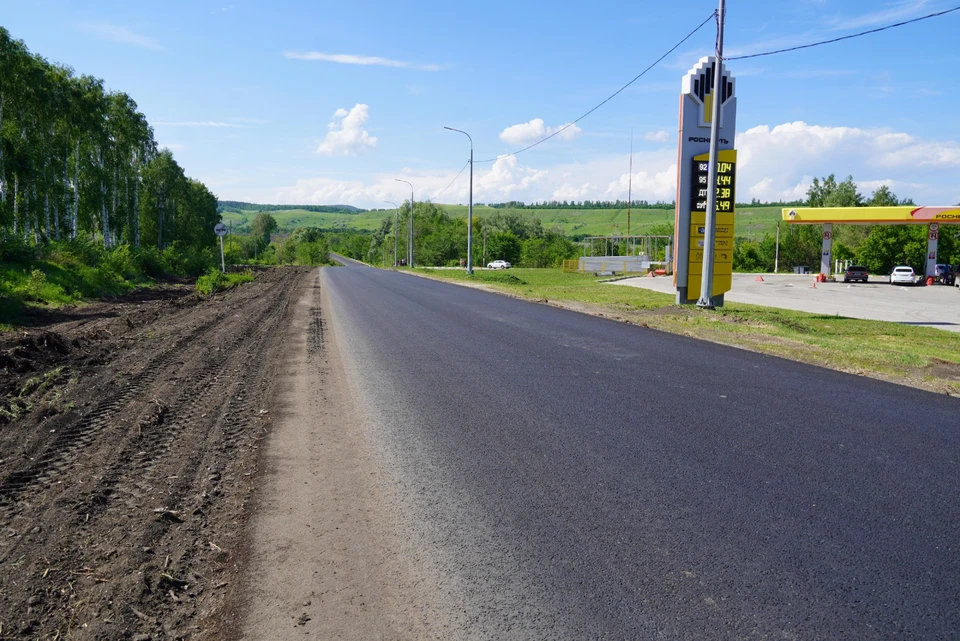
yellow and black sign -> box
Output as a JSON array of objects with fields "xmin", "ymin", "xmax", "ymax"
[{"xmin": 687, "ymin": 149, "xmax": 736, "ymax": 300}]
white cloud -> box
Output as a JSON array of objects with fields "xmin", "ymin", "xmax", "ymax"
[
  {"xmin": 499, "ymin": 119, "xmax": 582, "ymax": 145},
  {"xmin": 283, "ymin": 51, "xmax": 445, "ymax": 72},
  {"xmin": 828, "ymin": 0, "xmax": 932, "ymax": 30},
  {"xmin": 78, "ymin": 22, "xmax": 164, "ymax": 51},
  {"xmin": 155, "ymin": 121, "xmax": 244, "ymax": 128},
  {"xmin": 316, "ymin": 104, "xmax": 377, "ymax": 156},
  {"xmin": 735, "ymin": 121, "xmax": 960, "ymax": 203},
  {"xmin": 644, "ymin": 130, "xmax": 671, "ymax": 143},
  {"xmin": 247, "ymin": 122, "xmax": 960, "ymax": 209}
]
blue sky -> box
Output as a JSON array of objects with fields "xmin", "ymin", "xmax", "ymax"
[{"xmin": 3, "ymin": 0, "xmax": 959, "ymax": 208}]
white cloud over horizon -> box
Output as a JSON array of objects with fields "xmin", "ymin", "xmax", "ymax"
[
  {"xmin": 78, "ymin": 22, "xmax": 164, "ymax": 51},
  {"xmin": 499, "ymin": 119, "xmax": 583, "ymax": 146},
  {"xmin": 227, "ymin": 121, "xmax": 960, "ymax": 210},
  {"xmin": 644, "ymin": 130, "xmax": 672, "ymax": 143},
  {"xmin": 316, "ymin": 104, "xmax": 377, "ymax": 156},
  {"xmin": 283, "ymin": 51, "xmax": 445, "ymax": 72}
]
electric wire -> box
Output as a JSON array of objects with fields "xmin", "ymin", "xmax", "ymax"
[
  {"xmin": 475, "ymin": 10, "xmax": 717, "ymax": 164},
  {"xmin": 431, "ymin": 160, "xmax": 470, "ymax": 200},
  {"xmin": 727, "ymin": 5, "xmax": 960, "ymax": 61}
]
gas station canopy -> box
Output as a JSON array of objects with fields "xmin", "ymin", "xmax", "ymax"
[
  {"xmin": 782, "ymin": 206, "xmax": 960, "ymax": 224},
  {"xmin": 781, "ymin": 206, "xmax": 959, "ymax": 279}
]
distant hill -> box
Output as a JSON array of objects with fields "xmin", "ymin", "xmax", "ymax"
[{"xmin": 217, "ymin": 200, "xmax": 364, "ymax": 214}]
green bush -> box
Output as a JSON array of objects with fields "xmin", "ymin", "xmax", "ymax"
[
  {"xmin": 134, "ymin": 246, "xmax": 166, "ymax": 277},
  {"xmin": 100, "ymin": 244, "xmax": 138, "ymax": 281},
  {"xmin": 194, "ymin": 268, "xmax": 254, "ymax": 296},
  {"xmin": 0, "ymin": 235, "xmax": 36, "ymax": 262}
]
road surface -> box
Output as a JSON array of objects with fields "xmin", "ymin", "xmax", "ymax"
[{"xmin": 293, "ymin": 260, "xmax": 960, "ymax": 639}]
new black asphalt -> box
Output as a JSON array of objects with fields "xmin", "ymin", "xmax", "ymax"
[{"xmin": 323, "ymin": 260, "xmax": 960, "ymax": 640}]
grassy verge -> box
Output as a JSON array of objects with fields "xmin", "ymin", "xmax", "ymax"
[
  {"xmin": 0, "ymin": 238, "xmax": 222, "ymax": 329},
  {"xmin": 410, "ymin": 267, "xmax": 960, "ymax": 395},
  {"xmin": 194, "ymin": 269, "xmax": 255, "ymax": 296}
]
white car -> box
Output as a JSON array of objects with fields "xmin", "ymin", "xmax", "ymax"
[
  {"xmin": 889, "ymin": 266, "xmax": 916, "ymax": 285},
  {"xmin": 487, "ymin": 260, "xmax": 511, "ymax": 269}
]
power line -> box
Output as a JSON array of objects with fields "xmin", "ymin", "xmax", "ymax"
[
  {"xmin": 727, "ymin": 5, "xmax": 960, "ymax": 61},
  {"xmin": 476, "ymin": 11, "xmax": 717, "ymax": 164},
  {"xmin": 431, "ymin": 160, "xmax": 469, "ymax": 200}
]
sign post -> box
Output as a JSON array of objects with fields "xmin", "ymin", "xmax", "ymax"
[
  {"xmin": 673, "ymin": 55, "xmax": 737, "ymax": 305},
  {"xmin": 214, "ymin": 222, "xmax": 227, "ymax": 273}
]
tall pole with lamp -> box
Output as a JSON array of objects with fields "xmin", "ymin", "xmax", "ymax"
[
  {"xmin": 395, "ymin": 179, "xmax": 414, "ymax": 267},
  {"xmin": 443, "ymin": 126, "xmax": 474, "ymax": 274}
]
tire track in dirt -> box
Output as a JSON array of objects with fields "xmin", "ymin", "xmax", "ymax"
[{"xmin": 0, "ymin": 267, "xmax": 311, "ymax": 640}]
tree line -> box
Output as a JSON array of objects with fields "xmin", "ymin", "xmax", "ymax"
[
  {"xmin": 252, "ymin": 202, "xmax": 581, "ymax": 268},
  {"xmin": 488, "ymin": 199, "xmax": 676, "ymax": 210},
  {"xmin": 0, "ymin": 27, "xmax": 218, "ymax": 252},
  {"xmin": 217, "ymin": 201, "xmax": 360, "ymax": 215}
]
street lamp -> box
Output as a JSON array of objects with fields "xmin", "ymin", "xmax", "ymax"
[
  {"xmin": 394, "ymin": 179, "xmax": 414, "ymax": 268},
  {"xmin": 443, "ymin": 126, "xmax": 474, "ymax": 274},
  {"xmin": 384, "ymin": 200, "xmax": 399, "ymax": 266}
]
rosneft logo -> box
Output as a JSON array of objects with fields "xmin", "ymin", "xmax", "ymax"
[{"xmin": 683, "ymin": 56, "xmax": 735, "ymax": 129}]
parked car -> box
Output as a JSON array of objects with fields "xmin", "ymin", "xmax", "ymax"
[
  {"xmin": 889, "ymin": 266, "xmax": 916, "ymax": 285},
  {"xmin": 487, "ymin": 260, "xmax": 511, "ymax": 269},
  {"xmin": 934, "ymin": 264, "xmax": 956, "ymax": 286},
  {"xmin": 843, "ymin": 265, "xmax": 869, "ymax": 283}
]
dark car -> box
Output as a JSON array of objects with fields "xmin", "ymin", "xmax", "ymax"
[
  {"xmin": 843, "ymin": 265, "xmax": 869, "ymax": 283},
  {"xmin": 934, "ymin": 264, "xmax": 956, "ymax": 286}
]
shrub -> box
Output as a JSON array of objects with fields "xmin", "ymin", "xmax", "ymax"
[
  {"xmin": 194, "ymin": 268, "xmax": 254, "ymax": 296},
  {"xmin": 0, "ymin": 235, "xmax": 36, "ymax": 263}
]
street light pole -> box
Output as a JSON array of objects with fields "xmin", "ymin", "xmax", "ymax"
[
  {"xmin": 443, "ymin": 126, "xmax": 474, "ymax": 274},
  {"xmin": 395, "ymin": 179, "xmax": 414, "ymax": 268},
  {"xmin": 384, "ymin": 200, "xmax": 399, "ymax": 266}
]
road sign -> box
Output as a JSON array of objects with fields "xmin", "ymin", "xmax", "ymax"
[
  {"xmin": 214, "ymin": 223, "xmax": 228, "ymax": 237},
  {"xmin": 823, "ymin": 230, "xmax": 832, "ymax": 240},
  {"xmin": 930, "ymin": 223, "xmax": 940, "ymax": 231},
  {"xmin": 929, "ymin": 230, "xmax": 939, "ymax": 241}
]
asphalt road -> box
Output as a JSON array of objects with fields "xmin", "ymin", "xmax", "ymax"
[{"xmin": 323, "ymin": 260, "xmax": 960, "ymax": 640}]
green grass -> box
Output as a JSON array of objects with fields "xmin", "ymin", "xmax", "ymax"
[
  {"xmin": 220, "ymin": 205, "xmax": 786, "ymax": 241},
  {"xmin": 194, "ymin": 269, "xmax": 255, "ymax": 296},
  {"xmin": 410, "ymin": 267, "xmax": 960, "ymax": 394}
]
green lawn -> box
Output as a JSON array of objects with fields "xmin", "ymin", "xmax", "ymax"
[{"xmin": 407, "ymin": 267, "xmax": 960, "ymax": 395}]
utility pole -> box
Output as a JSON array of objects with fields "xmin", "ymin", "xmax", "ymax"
[
  {"xmin": 444, "ymin": 127, "xmax": 474, "ymax": 274},
  {"xmin": 697, "ymin": 0, "xmax": 725, "ymax": 309}
]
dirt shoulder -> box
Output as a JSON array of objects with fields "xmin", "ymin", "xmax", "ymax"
[
  {"xmin": 0, "ymin": 267, "xmax": 310, "ymax": 639},
  {"xmin": 233, "ymin": 269, "xmax": 426, "ymax": 640}
]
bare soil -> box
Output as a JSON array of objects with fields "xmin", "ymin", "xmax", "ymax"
[{"xmin": 0, "ymin": 267, "xmax": 311, "ymax": 640}]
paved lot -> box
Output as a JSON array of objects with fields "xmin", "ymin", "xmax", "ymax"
[{"xmin": 612, "ymin": 273, "xmax": 960, "ymax": 331}]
